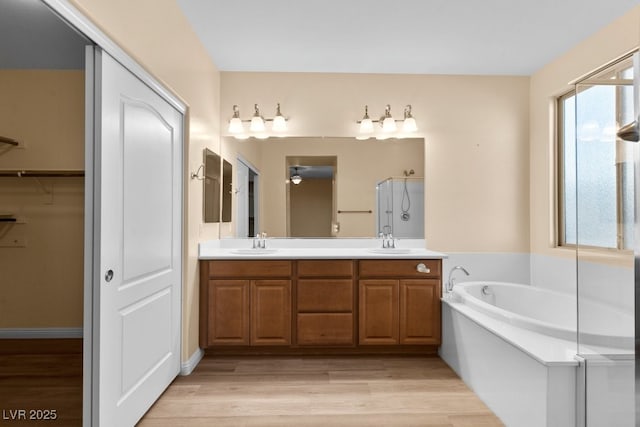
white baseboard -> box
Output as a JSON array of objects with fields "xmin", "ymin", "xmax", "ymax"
[
  {"xmin": 180, "ymin": 348, "xmax": 204, "ymax": 376},
  {"xmin": 0, "ymin": 328, "xmax": 83, "ymax": 339}
]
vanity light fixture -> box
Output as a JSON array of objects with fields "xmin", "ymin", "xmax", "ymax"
[
  {"xmin": 381, "ymin": 105, "xmax": 397, "ymax": 132},
  {"xmin": 271, "ymin": 103, "xmax": 287, "ymax": 132},
  {"xmin": 290, "ymin": 167, "xmax": 302, "ymax": 185},
  {"xmin": 402, "ymin": 105, "xmax": 417, "ymax": 132},
  {"xmin": 359, "ymin": 105, "xmax": 374, "ymax": 133},
  {"xmin": 249, "ymin": 104, "xmax": 266, "ymax": 132},
  {"xmin": 228, "ymin": 105, "xmax": 244, "ymax": 134},
  {"xmin": 356, "ymin": 104, "xmax": 418, "ymax": 139},
  {"xmin": 227, "ymin": 103, "xmax": 289, "ymax": 139}
]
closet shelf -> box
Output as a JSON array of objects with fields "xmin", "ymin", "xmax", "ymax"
[
  {"xmin": 0, "ymin": 213, "xmax": 17, "ymax": 223},
  {"xmin": 0, "ymin": 170, "xmax": 85, "ymax": 177}
]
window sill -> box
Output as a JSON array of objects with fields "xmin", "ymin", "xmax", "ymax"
[{"xmin": 555, "ymin": 245, "xmax": 633, "ymax": 267}]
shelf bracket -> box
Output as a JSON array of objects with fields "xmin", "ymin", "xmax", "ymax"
[{"xmin": 0, "ymin": 136, "xmax": 19, "ymax": 146}]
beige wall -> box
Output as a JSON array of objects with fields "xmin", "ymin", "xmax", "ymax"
[
  {"xmin": 529, "ymin": 5, "xmax": 640, "ymax": 261},
  {"xmin": 0, "ymin": 70, "xmax": 84, "ymax": 328},
  {"xmin": 70, "ymin": 0, "xmax": 221, "ymax": 360},
  {"xmin": 221, "ymin": 72, "xmax": 530, "ymax": 251}
]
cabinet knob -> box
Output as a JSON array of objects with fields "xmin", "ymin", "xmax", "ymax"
[{"xmin": 416, "ymin": 263, "xmax": 430, "ymax": 274}]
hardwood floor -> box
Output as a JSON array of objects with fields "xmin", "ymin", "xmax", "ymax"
[
  {"xmin": 0, "ymin": 343, "xmax": 503, "ymax": 426},
  {"xmin": 139, "ymin": 355, "xmax": 504, "ymax": 427},
  {"xmin": 0, "ymin": 340, "xmax": 82, "ymax": 427}
]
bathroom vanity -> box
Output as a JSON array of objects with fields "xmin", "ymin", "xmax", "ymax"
[{"xmin": 199, "ymin": 240, "xmax": 446, "ymax": 355}]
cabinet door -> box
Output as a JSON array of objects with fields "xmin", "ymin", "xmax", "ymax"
[
  {"xmin": 359, "ymin": 280, "xmax": 399, "ymax": 345},
  {"xmin": 208, "ymin": 280, "xmax": 250, "ymax": 345},
  {"xmin": 399, "ymin": 279, "xmax": 441, "ymax": 345},
  {"xmin": 251, "ymin": 280, "xmax": 292, "ymax": 345}
]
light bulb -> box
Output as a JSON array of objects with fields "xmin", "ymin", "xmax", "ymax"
[
  {"xmin": 228, "ymin": 117, "xmax": 244, "ymax": 134},
  {"xmin": 228, "ymin": 105, "xmax": 244, "ymax": 133},
  {"xmin": 402, "ymin": 117, "xmax": 417, "ymax": 132},
  {"xmin": 250, "ymin": 104, "xmax": 266, "ymax": 132},
  {"xmin": 381, "ymin": 104, "xmax": 396, "ymax": 132},
  {"xmin": 382, "ymin": 116, "xmax": 396, "ymax": 132},
  {"xmin": 359, "ymin": 106, "xmax": 374, "ymax": 134},
  {"xmin": 250, "ymin": 116, "xmax": 265, "ymax": 132},
  {"xmin": 272, "ymin": 103, "xmax": 287, "ymax": 132},
  {"xmin": 359, "ymin": 118, "xmax": 374, "ymax": 133},
  {"xmin": 291, "ymin": 175, "xmax": 302, "ymax": 185},
  {"xmin": 402, "ymin": 105, "xmax": 417, "ymax": 132},
  {"xmin": 272, "ymin": 115, "xmax": 287, "ymax": 132}
]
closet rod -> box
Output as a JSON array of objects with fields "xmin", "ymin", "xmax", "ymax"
[
  {"xmin": 0, "ymin": 170, "xmax": 85, "ymax": 177},
  {"xmin": 0, "ymin": 136, "xmax": 19, "ymax": 146}
]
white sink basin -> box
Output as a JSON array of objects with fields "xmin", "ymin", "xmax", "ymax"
[
  {"xmin": 230, "ymin": 248, "xmax": 279, "ymax": 255},
  {"xmin": 367, "ymin": 248, "xmax": 413, "ymax": 254}
]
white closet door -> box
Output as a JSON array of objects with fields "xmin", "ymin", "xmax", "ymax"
[{"xmin": 90, "ymin": 48, "xmax": 182, "ymax": 426}]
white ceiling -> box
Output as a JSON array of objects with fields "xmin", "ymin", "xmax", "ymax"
[{"xmin": 177, "ymin": 0, "xmax": 639, "ymax": 75}]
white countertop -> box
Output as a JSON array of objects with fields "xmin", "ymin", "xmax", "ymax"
[{"xmin": 199, "ymin": 238, "xmax": 447, "ymax": 260}]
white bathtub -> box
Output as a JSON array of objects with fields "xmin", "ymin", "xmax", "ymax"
[
  {"xmin": 451, "ymin": 281, "xmax": 633, "ymax": 350},
  {"xmin": 440, "ymin": 281, "xmax": 635, "ymax": 427}
]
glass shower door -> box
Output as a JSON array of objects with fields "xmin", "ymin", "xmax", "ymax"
[{"xmin": 574, "ymin": 53, "xmax": 637, "ymax": 426}]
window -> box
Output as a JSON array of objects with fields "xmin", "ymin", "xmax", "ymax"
[{"xmin": 557, "ymin": 58, "xmax": 635, "ymax": 249}]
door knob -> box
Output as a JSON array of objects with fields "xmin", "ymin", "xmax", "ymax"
[{"xmin": 105, "ymin": 269, "xmax": 114, "ymax": 282}]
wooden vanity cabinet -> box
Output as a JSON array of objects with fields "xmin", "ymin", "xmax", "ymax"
[
  {"xmin": 200, "ymin": 260, "xmax": 292, "ymax": 348},
  {"xmin": 296, "ymin": 260, "xmax": 355, "ymax": 346},
  {"xmin": 358, "ymin": 259, "xmax": 442, "ymax": 346},
  {"xmin": 200, "ymin": 257, "xmax": 442, "ymax": 353}
]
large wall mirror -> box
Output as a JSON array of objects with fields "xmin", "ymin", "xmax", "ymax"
[{"xmin": 227, "ymin": 136, "xmax": 425, "ymax": 238}]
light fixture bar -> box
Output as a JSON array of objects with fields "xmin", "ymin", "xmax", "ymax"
[
  {"xmin": 356, "ymin": 104, "xmax": 418, "ymax": 139},
  {"xmin": 228, "ymin": 103, "xmax": 289, "ymax": 139}
]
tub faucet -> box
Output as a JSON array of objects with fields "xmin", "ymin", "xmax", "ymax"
[{"xmin": 447, "ymin": 266, "xmax": 470, "ymax": 293}]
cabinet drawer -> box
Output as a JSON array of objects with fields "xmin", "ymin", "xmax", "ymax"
[
  {"xmin": 208, "ymin": 260, "xmax": 292, "ymax": 278},
  {"xmin": 297, "ymin": 313, "xmax": 354, "ymax": 345},
  {"xmin": 297, "ymin": 260, "xmax": 354, "ymax": 277},
  {"xmin": 358, "ymin": 259, "xmax": 441, "ymax": 278},
  {"xmin": 297, "ymin": 279, "xmax": 353, "ymax": 312}
]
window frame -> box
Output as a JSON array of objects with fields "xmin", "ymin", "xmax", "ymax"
[{"xmin": 555, "ymin": 57, "xmax": 635, "ymax": 250}]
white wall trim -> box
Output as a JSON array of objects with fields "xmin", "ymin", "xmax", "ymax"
[
  {"xmin": 0, "ymin": 328, "xmax": 83, "ymax": 339},
  {"xmin": 180, "ymin": 348, "xmax": 204, "ymax": 376}
]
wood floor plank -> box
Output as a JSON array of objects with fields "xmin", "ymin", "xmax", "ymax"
[
  {"xmin": 2, "ymin": 350, "xmax": 503, "ymax": 426},
  {"xmin": 140, "ymin": 355, "xmax": 504, "ymax": 426}
]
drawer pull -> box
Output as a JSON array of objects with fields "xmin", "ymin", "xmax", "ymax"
[{"xmin": 416, "ymin": 263, "xmax": 430, "ymax": 274}]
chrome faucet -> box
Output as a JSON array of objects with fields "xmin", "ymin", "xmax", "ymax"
[
  {"xmin": 379, "ymin": 232, "xmax": 396, "ymax": 249},
  {"xmin": 446, "ymin": 266, "xmax": 470, "ymax": 293},
  {"xmin": 252, "ymin": 232, "xmax": 267, "ymax": 249}
]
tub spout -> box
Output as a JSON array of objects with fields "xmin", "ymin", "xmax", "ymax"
[{"xmin": 447, "ymin": 266, "xmax": 470, "ymax": 293}]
